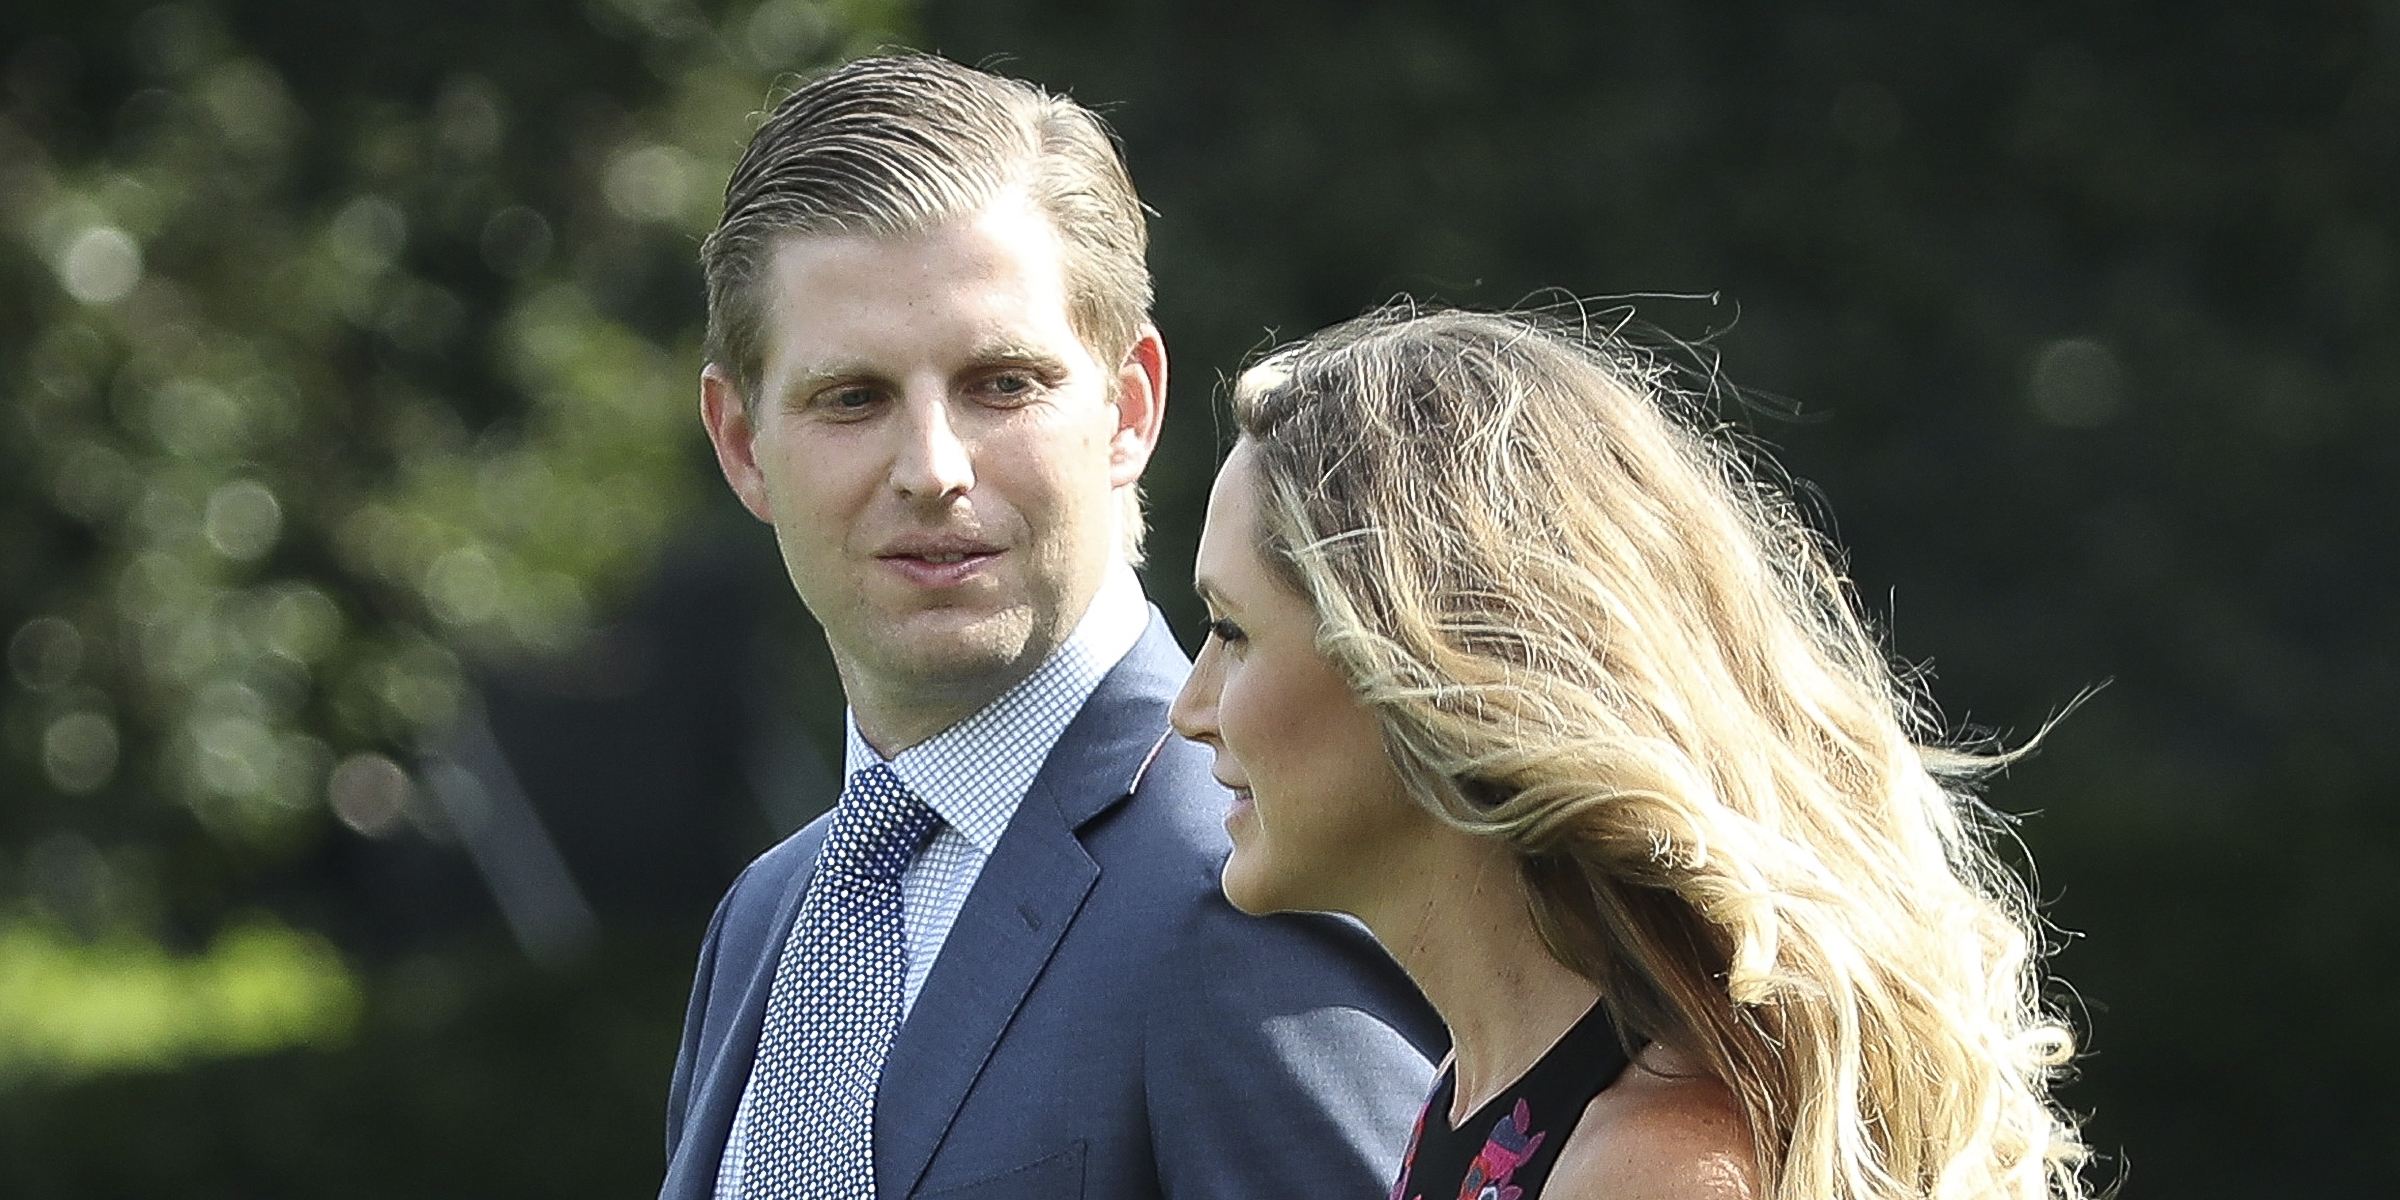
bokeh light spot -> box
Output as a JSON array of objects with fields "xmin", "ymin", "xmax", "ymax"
[
  {"xmin": 52, "ymin": 441, "xmax": 137, "ymax": 522},
  {"xmin": 377, "ymin": 641, "xmax": 462, "ymax": 729},
  {"xmin": 480, "ymin": 205, "xmax": 553, "ymax": 277},
  {"xmin": 603, "ymin": 144, "xmax": 695, "ymax": 223},
  {"xmin": 426, "ymin": 545, "xmax": 504, "ymax": 626},
  {"xmin": 10, "ymin": 617, "xmax": 85, "ymax": 692},
  {"xmin": 194, "ymin": 713, "xmax": 275, "ymax": 797},
  {"xmin": 55, "ymin": 226, "xmax": 144, "ymax": 304},
  {"xmin": 204, "ymin": 479, "xmax": 283, "ymax": 561},
  {"xmin": 381, "ymin": 281, "xmax": 464, "ymax": 355},
  {"xmin": 24, "ymin": 833, "xmax": 116, "ymax": 928},
  {"xmin": 328, "ymin": 752, "xmax": 413, "ymax": 837},
  {"xmin": 151, "ymin": 378, "xmax": 251, "ymax": 459},
  {"xmin": 434, "ymin": 76, "xmax": 505, "ymax": 161},
  {"xmin": 197, "ymin": 58, "xmax": 294, "ymax": 154},
  {"xmin": 117, "ymin": 550, "xmax": 197, "ymax": 628},
  {"xmin": 508, "ymin": 572, "xmax": 593, "ymax": 654},
  {"xmin": 744, "ymin": 0, "xmax": 831, "ymax": 68},
  {"xmin": 2029, "ymin": 337, "xmax": 2126, "ymax": 428},
  {"xmin": 328, "ymin": 195, "xmax": 406, "ymax": 275},
  {"xmin": 31, "ymin": 323, "xmax": 109, "ymax": 402},
  {"xmin": 43, "ymin": 711, "xmax": 120, "ymax": 794},
  {"xmin": 262, "ymin": 585, "xmax": 342, "ymax": 663}
]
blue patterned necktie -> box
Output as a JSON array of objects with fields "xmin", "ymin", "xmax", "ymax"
[{"xmin": 742, "ymin": 763, "xmax": 938, "ymax": 1200}]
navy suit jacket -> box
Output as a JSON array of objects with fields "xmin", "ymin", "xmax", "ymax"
[{"xmin": 662, "ymin": 615, "xmax": 1445, "ymax": 1199}]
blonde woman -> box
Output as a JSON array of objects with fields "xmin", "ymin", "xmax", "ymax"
[{"xmin": 1168, "ymin": 307, "xmax": 2089, "ymax": 1200}]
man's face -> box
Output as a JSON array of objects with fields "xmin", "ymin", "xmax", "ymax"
[{"xmin": 701, "ymin": 194, "xmax": 1165, "ymax": 749}]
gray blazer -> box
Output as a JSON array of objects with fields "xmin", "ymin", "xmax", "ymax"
[{"xmin": 661, "ymin": 615, "xmax": 1444, "ymax": 1199}]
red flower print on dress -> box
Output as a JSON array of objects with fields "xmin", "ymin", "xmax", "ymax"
[{"xmin": 1457, "ymin": 1098, "xmax": 1545, "ymax": 1200}]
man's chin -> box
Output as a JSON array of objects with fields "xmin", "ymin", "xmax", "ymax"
[{"xmin": 876, "ymin": 613, "xmax": 1049, "ymax": 694}]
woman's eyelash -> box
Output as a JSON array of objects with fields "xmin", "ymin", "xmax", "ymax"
[{"xmin": 1202, "ymin": 617, "xmax": 1246, "ymax": 644}]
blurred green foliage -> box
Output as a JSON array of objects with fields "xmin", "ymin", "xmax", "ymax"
[
  {"xmin": 0, "ymin": 915, "xmax": 356, "ymax": 1076},
  {"xmin": 0, "ymin": 0, "xmax": 910, "ymax": 1190},
  {"xmin": 0, "ymin": 938, "xmax": 699, "ymax": 1197},
  {"xmin": 1, "ymin": 0, "xmax": 2394, "ymax": 1196},
  {"xmin": 2, "ymin": 0, "xmax": 904, "ymax": 935}
]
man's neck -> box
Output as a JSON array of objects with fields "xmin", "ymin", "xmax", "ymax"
[
  {"xmin": 845, "ymin": 665, "xmax": 1028, "ymax": 759},
  {"xmin": 846, "ymin": 565, "xmax": 1148, "ymax": 757}
]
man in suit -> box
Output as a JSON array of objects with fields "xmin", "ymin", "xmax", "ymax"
[{"xmin": 665, "ymin": 54, "xmax": 1442, "ymax": 1200}]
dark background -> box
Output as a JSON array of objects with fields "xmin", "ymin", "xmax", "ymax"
[{"xmin": 2, "ymin": 0, "xmax": 2393, "ymax": 1195}]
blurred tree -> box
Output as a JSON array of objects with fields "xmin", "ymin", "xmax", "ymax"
[
  {"xmin": 0, "ymin": 0, "xmax": 908, "ymax": 1079},
  {"xmin": 2, "ymin": 0, "xmax": 914, "ymax": 1194}
]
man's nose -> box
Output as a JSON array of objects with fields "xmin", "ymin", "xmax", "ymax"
[{"xmin": 889, "ymin": 391, "xmax": 974, "ymax": 500}]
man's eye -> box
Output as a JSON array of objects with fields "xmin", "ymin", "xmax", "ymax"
[
  {"xmin": 820, "ymin": 386, "xmax": 878, "ymax": 413},
  {"xmin": 980, "ymin": 372, "xmax": 1043, "ymax": 403}
]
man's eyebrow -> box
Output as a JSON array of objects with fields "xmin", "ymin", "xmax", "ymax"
[
  {"xmin": 772, "ymin": 342, "xmax": 1072, "ymax": 405},
  {"xmin": 967, "ymin": 338, "xmax": 1072, "ymax": 371},
  {"xmin": 771, "ymin": 361, "xmax": 879, "ymax": 406}
]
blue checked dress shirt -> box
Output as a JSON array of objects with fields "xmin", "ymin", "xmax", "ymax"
[{"xmin": 714, "ymin": 569, "xmax": 1150, "ymax": 1197}]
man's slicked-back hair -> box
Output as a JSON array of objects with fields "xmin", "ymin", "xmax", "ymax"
[{"xmin": 701, "ymin": 53, "xmax": 1153, "ymax": 405}]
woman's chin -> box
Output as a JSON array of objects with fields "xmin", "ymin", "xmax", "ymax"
[{"xmin": 1218, "ymin": 855, "xmax": 1287, "ymax": 916}]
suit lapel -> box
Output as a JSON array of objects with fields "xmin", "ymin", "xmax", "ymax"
[{"xmin": 872, "ymin": 616, "xmax": 1189, "ymax": 1199}]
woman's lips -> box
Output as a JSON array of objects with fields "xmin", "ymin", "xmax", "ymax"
[{"xmin": 1223, "ymin": 787, "xmax": 1255, "ymax": 830}]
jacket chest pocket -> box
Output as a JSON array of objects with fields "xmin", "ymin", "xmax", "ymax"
[{"xmin": 916, "ymin": 1142, "xmax": 1085, "ymax": 1200}]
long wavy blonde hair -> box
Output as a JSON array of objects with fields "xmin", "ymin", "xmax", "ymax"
[{"xmin": 1227, "ymin": 306, "xmax": 2089, "ymax": 1200}]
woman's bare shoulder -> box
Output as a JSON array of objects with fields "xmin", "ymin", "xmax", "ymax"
[{"xmin": 1541, "ymin": 1043, "xmax": 1762, "ymax": 1200}]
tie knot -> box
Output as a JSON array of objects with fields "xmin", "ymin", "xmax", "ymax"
[{"xmin": 822, "ymin": 763, "xmax": 936, "ymax": 883}]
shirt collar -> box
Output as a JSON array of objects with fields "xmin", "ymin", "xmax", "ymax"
[{"xmin": 843, "ymin": 566, "xmax": 1150, "ymax": 854}]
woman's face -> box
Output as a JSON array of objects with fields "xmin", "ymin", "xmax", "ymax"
[{"xmin": 1169, "ymin": 441, "xmax": 1433, "ymax": 918}]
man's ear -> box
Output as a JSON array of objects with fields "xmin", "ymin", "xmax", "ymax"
[
  {"xmin": 1109, "ymin": 324, "xmax": 1168, "ymax": 488},
  {"xmin": 700, "ymin": 365, "xmax": 775, "ymax": 522}
]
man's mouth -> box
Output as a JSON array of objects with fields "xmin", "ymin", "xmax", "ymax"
[{"xmin": 877, "ymin": 542, "xmax": 1001, "ymax": 587}]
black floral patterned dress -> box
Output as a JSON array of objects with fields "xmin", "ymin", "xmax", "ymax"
[{"xmin": 1387, "ymin": 1002, "xmax": 1633, "ymax": 1200}]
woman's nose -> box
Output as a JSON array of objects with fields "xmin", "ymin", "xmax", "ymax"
[{"xmin": 1169, "ymin": 649, "xmax": 1221, "ymax": 744}]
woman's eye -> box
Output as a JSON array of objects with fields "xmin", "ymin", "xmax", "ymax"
[{"xmin": 1202, "ymin": 617, "xmax": 1247, "ymax": 645}]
